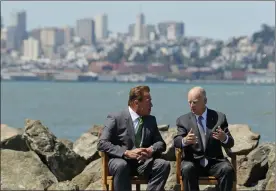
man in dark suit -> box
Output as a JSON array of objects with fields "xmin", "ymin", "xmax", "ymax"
[
  {"xmin": 174, "ymin": 86, "xmax": 235, "ymax": 191},
  {"xmin": 97, "ymin": 85, "xmax": 170, "ymax": 191}
]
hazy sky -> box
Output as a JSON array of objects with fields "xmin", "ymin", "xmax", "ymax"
[{"xmin": 1, "ymin": 1, "xmax": 275, "ymax": 40}]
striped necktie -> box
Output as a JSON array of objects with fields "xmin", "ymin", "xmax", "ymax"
[{"xmin": 135, "ymin": 117, "xmax": 143, "ymax": 148}]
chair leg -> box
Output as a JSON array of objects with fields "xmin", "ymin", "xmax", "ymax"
[
  {"xmin": 232, "ymin": 181, "xmax": 237, "ymax": 191},
  {"xmin": 136, "ymin": 184, "xmax": 140, "ymax": 191},
  {"xmin": 103, "ymin": 184, "xmax": 108, "ymax": 191},
  {"xmin": 180, "ymin": 181, "xmax": 184, "ymax": 191},
  {"xmin": 110, "ymin": 182, "xmax": 114, "ymax": 191}
]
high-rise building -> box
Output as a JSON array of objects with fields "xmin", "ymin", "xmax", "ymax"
[
  {"xmin": 144, "ymin": 24, "xmax": 156, "ymax": 40},
  {"xmin": 23, "ymin": 37, "xmax": 40, "ymax": 60},
  {"xmin": 10, "ymin": 10, "xmax": 27, "ymax": 51},
  {"xmin": 6, "ymin": 26, "xmax": 17, "ymax": 50},
  {"xmin": 40, "ymin": 27, "xmax": 61, "ymax": 58},
  {"xmin": 134, "ymin": 13, "xmax": 145, "ymax": 41},
  {"xmin": 63, "ymin": 26, "xmax": 74, "ymax": 44},
  {"xmin": 158, "ymin": 21, "xmax": 185, "ymax": 39},
  {"xmin": 128, "ymin": 24, "xmax": 135, "ymax": 37},
  {"xmin": 29, "ymin": 28, "xmax": 41, "ymax": 41},
  {"xmin": 167, "ymin": 24, "xmax": 177, "ymax": 40},
  {"xmin": 76, "ymin": 18, "xmax": 95, "ymax": 45},
  {"xmin": 94, "ymin": 14, "xmax": 108, "ymax": 40}
]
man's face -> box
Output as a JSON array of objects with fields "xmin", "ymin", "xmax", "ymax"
[
  {"xmin": 137, "ymin": 92, "xmax": 153, "ymax": 116},
  {"xmin": 188, "ymin": 92, "xmax": 206, "ymax": 115}
]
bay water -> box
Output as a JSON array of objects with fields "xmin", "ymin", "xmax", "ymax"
[{"xmin": 1, "ymin": 82, "xmax": 275, "ymax": 142}]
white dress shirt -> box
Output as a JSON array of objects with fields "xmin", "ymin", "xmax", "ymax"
[{"xmin": 128, "ymin": 106, "xmax": 141, "ymax": 133}]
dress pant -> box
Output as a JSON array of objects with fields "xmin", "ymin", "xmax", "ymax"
[
  {"xmin": 181, "ymin": 158, "xmax": 235, "ymax": 191},
  {"xmin": 108, "ymin": 157, "xmax": 170, "ymax": 191}
]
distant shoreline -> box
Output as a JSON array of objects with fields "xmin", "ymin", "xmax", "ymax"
[{"xmin": 1, "ymin": 80, "xmax": 275, "ymax": 86}]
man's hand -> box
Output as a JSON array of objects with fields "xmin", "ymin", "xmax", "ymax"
[
  {"xmin": 137, "ymin": 147, "xmax": 153, "ymax": 160},
  {"xmin": 183, "ymin": 128, "xmax": 198, "ymax": 145},
  {"xmin": 212, "ymin": 126, "xmax": 227, "ymax": 142},
  {"xmin": 124, "ymin": 148, "xmax": 146, "ymax": 159}
]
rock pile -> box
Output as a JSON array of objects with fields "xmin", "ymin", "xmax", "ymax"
[{"xmin": 1, "ymin": 121, "xmax": 274, "ymax": 190}]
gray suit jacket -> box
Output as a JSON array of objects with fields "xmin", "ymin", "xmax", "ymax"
[
  {"xmin": 173, "ymin": 108, "xmax": 234, "ymax": 161},
  {"xmin": 97, "ymin": 108, "xmax": 166, "ymax": 159}
]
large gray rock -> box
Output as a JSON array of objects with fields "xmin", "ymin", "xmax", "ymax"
[
  {"xmin": 236, "ymin": 144, "xmax": 275, "ymax": 190},
  {"xmin": 158, "ymin": 124, "xmax": 170, "ymax": 131},
  {"xmin": 46, "ymin": 181, "xmax": 79, "ymax": 191},
  {"xmin": 73, "ymin": 130, "xmax": 100, "ymax": 162},
  {"xmin": 22, "ymin": 119, "xmax": 87, "ymax": 181},
  {"xmin": 71, "ymin": 159, "xmax": 102, "ymax": 190},
  {"xmin": 58, "ymin": 138, "xmax": 74, "ymax": 150},
  {"xmin": 85, "ymin": 179, "xmax": 102, "ymax": 191},
  {"xmin": 1, "ymin": 149, "xmax": 57, "ymax": 190},
  {"xmin": 237, "ymin": 143, "xmax": 271, "ymax": 186},
  {"xmin": 1, "ymin": 124, "xmax": 29, "ymax": 151},
  {"xmin": 160, "ymin": 128, "xmax": 178, "ymax": 161},
  {"xmin": 89, "ymin": 124, "xmax": 104, "ymax": 137},
  {"xmin": 228, "ymin": 124, "xmax": 260, "ymax": 155}
]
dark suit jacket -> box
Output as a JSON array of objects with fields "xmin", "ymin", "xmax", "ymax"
[
  {"xmin": 97, "ymin": 108, "xmax": 166, "ymax": 159},
  {"xmin": 173, "ymin": 108, "xmax": 234, "ymax": 161}
]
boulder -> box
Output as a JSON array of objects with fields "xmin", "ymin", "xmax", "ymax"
[
  {"xmin": 58, "ymin": 138, "xmax": 73, "ymax": 150},
  {"xmin": 73, "ymin": 131, "xmax": 100, "ymax": 162},
  {"xmin": 71, "ymin": 159, "xmax": 102, "ymax": 190},
  {"xmin": 46, "ymin": 181, "xmax": 79, "ymax": 191},
  {"xmin": 237, "ymin": 143, "xmax": 272, "ymax": 186},
  {"xmin": 1, "ymin": 124, "xmax": 29, "ymax": 151},
  {"xmin": 228, "ymin": 124, "xmax": 260, "ymax": 155},
  {"xmin": 22, "ymin": 119, "xmax": 86, "ymax": 181},
  {"xmin": 158, "ymin": 124, "xmax": 170, "ymax": 131},
  {"xmin": 85, "ymin": 179, "xmax": 102, "ymax": 190},
  {"xmin": 1, "ymin": 149, "xmax": 57, "ymax": 190},
  {"xmin": 160, "ymin": 128, "xmax": 178, "ymax": 161},
  {"xmin": 263, "ymin": 143, "xmax": 275, "ymax": 190},
  {"xmin": 89, "ymin": 125, "xmax": 104, "ymax": 137}
]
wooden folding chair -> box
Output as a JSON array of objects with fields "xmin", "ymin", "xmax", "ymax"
[
  {"xmin": 175, "ymin": 148, "xmax": 237, "ymax": 191},
  {"xmin": 99, "ymin": 151, "xmax": 148, "ymax": 191}
]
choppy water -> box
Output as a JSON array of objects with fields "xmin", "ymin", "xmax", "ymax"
[{"xmin": 1, "ymin": 82, "xmax": 275, "ymax": 142}]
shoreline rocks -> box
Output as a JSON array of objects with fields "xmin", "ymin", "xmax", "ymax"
[{"xmin": 1, "ymin": 120, "xmax": 274, "ymax": 191}]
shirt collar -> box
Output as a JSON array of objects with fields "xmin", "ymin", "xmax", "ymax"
[
  {"xmin": 195, "ymin": 107, "xmax": 208, "ymax": 121},
  {"xmin": 128, "ymin": 106, "xmax": 140, "ymax": 122}
]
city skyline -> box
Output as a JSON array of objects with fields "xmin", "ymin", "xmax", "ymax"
[{"xmin": 1, "ymin": 1, "xmax": 275, "ymax": 40}]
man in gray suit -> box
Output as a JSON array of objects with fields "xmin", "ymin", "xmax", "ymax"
[
  {"xmin": 174, "ymin": 86, "xmax": 235, "ymax": 191},
  {"xmin": 97, "ymin": 85, "xmax": 170, "ymax": 191}
]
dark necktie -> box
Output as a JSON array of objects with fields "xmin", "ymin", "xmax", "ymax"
[
  {"xmin": 198, "ymin": 116, "xmax": 205, "ymax": 133},
  {"xmin": 198, "ymin": 115, "xmax": 208, "ymax": 166},
  {"xmin": 198, "ymin": 116, "xmax": 206, "ymax": 150},
  {"xmin": 135, "ymin": 117, "xmax": 143, "ymax": 148}
]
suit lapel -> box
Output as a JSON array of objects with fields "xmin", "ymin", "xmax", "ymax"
[
  {"xmin": 205, "ymin": 109, "xmax": 214, "ymax": 147},
  {"xmin": 124, "ymin": 109, "xmax": 135, "ymax": 145}
]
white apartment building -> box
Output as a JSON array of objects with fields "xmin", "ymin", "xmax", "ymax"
[
  {"xmin": 167, "ymin": 24, "xmax": 176, "ymax": 40},
  {"xmin": 23, "ymin": 37, "xmax": 40, "ymax": 60},
  {"xmin": 94, "ymin": 14, "xmax": 108, "ymax": 40}
]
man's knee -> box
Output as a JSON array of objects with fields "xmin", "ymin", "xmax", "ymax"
[
  {"xmin": 181, "ymin": 161, "xmax": 196, "ymax": 177},
  {"xmin": 156, "ymin": 159, "xmax": 171, "ymax": 173},
  {"xmin": 109, "ymin": 158, "xmax": 129, "ymax": 174},
  {"xmin": 220, "ymin": 163, "xmax": 235, "ymax": 176}
]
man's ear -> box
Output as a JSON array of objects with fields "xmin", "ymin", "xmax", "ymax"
[
  {"xmin": 204, "ymin": 98, "xmax": 207, "ymax": 104},
  {"xmin": 134, "ymin": 100, "xmax": 139, "ymax": 106}
]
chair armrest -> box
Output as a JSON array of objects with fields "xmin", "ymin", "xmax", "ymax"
[
  {"xmin": 99, "ymin": 151, "xmax": 109, "ymax": 184},
  {"xmin": 175, "ymin": 148, "xmax": 182, "ymax": 184}
]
